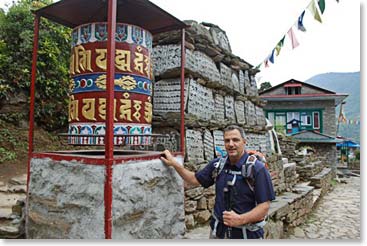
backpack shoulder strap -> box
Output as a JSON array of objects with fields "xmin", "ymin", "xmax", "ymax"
[
  {"xmin": 212, "ymin": 156, "xmax": 227, "ymax": 180},
  {"xmin": 242, "ymin": 154, "xmax": 258, "ymax": 192}
]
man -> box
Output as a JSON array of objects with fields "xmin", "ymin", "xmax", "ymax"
[{"xmin": 160, "ymin": 125, "xmax": 275, "ymax": 239}]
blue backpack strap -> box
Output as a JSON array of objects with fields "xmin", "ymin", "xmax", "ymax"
[
  {"xmin": 212, "ymin": 156, "xmax": 227, "ymax": 180},
  {"xmin": 242, "ymin": 155, "xmax": 258, "ymax": 192}
]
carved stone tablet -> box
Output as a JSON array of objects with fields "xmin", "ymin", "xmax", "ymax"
[
  {"xmin": 232, "ymin": 71, "xmax": 240, "ymax": 93},
  {"xmin": 214, "ymin": 94, "xmax": 225, "ymax": 121},
  {"xmin": 213, "ymin": 130, "xmax": 225, "ymax": 157},
  {"xmin": 235, "ymin": 100, "xmax": 245, "ymax": 124},
  {"xmin": 239, "ymin": 70, "xmax": 245, "ymax": 94},
  {"xmin": 224, "ymin": 95, "xmax": 235, "ymax": 122},
  {"xmin": 153, "ymin": 78, "xmax": 189, "ymax": 115},
  {"xmin": 203, "ymin": 129, "xmax": 214, "ymax": 161},
  {"xmin": 220, "ymin": 63, "xmax": 232, "ymax": 89},
  {"xmin": 185, "ymin": 129, "xmax": 204, "ymax": 163},
  {"xmin": 187, "ymin": 79, "xmax": 215, "ymax": 121}
]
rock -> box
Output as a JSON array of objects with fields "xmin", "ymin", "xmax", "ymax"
[
  {"xmin": 0, "ymin": 207, "xmax": 13, "ymax": 219},
  {"xmin": 185, "ymin": 214, "xmax": 195, "ymax": 230},
  {"xmin": 193, "ymin": 210, "xmax": 211, "ymax": 224},
  {"xmin": 9, "ymin": 174, "xmax": 27, "ymax": 186},
  {"xmin": 0, "ymin": 224, "xmax": 20, "ymax": 239},
  {"xmin": 293, "ymin": 227, "xmax": 305, "ymax": 238}
]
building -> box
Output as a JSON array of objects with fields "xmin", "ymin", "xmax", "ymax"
[{"xmin": 259, "ymin": 79, "xmax": 348, "ymax": 168}]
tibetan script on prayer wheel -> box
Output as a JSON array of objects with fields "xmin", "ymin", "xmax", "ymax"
[{"xmin": 67, "ymin": 22, "xmax": 153, "ymax": 146}]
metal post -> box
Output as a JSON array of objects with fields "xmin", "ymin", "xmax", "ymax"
[
  {"xmin": 104, "ymin": 0, "xmax": 117, "ymax": 239},
  {"xmin": 27, "ymin": 14, "xmax": 40, "ymax": 192},
  {"xmin": 180, "ymin": 28, "xmax": 186, "ymax": 154}
]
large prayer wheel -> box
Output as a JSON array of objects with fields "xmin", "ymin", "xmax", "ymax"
[{"xmin": 67, "ymin": 22, "xmax": 153, "ymax": 145}]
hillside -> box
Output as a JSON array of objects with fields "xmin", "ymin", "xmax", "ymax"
[{"xmin": 306, "ymin": 72, "xmax": 360, "ymax": 143}]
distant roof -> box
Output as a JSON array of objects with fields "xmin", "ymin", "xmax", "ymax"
[
  {"xmin": 290, "ymin": 130, "xmax": 342, "ymax": 143},
  {"xmin": 336, "ymin": 140, "xmax": 360, "ymax": 148},
  {"xmin": 34, "ymin": 0, "xmax": 188, "ymax": 34},
  {"xmin": 260, "ymin": 79, "xmax": 336, "ymax": 95},
  {"xmin": 259, "ymin": 79, "xmax": 348, "ymax": 106}
]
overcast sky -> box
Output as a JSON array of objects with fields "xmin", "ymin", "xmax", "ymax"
[
  {"xmin": 150, "ymin": 0, "xmax": 361, "ymax": 86},
  {"xmin": 0, "ymin": 0, "xmax": 361, "ymax": 86}
]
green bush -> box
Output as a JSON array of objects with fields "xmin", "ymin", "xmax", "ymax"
[{"xmin": 0, "ymin": 0, "xmax": 71, "ymax": 130}]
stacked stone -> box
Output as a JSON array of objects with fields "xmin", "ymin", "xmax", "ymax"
[
  {"xmin": 277, "ymin": 134, "xmax": 299, "ymax": 162},
  {"xmin": 296, "ymin": 160, "xmax": 324, "ymax": 182},
  {"xmin": 152, "ymin": 20, "xmax": 268, "ymax": 228},
  {"xmin": 283, "ymin": 163, "xmax": 298, "ymax": 191},
  {"xmin": 266, "ymin": 154, "xmax": 286, "ymax": 194},
  {"xmin": 309, "ymin": 167, "xmax": 335, "ymax": 196},
  {"xmin": 0, "ymin": 175, "xmax": 26, "ymax": 239}
]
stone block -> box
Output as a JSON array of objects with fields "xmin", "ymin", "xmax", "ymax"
[
  {"xmin": 224, "ymin": 95, "xmax": 235, "ymax": 122},
  {"xmin": 213, "ymin": 94, "xmax": 225, "ymax": 121},
  {"xmin": 235, "ymin": 100, "xmax": 245, "ymax": 124},
  {"xmin": 185, "ymin": 129, "xmax": 204, "ymax": 163},
  {"xmin": 203, "ymin": 129, "xmax": 214, "ymax": 161}
]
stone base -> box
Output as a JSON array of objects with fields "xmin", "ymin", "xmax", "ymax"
[{"xmin": 26, "ymin": 152, "xmax": 185, "ymax": 239}]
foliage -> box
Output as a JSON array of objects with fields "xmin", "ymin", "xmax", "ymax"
[
  {"xmin": 259, "ymin": 81, "xmax": 272, "ymax": 93},
  {"xmin": 0, "ymin": 0, "xmax": 71, "ymax": 130},
  {"xmin": 355, "ymin": 149, "xmax": 360, "ymax": 160},
  {"xmin": 0, "ymin": 126, "xmax": 18, "ymax": 163}
]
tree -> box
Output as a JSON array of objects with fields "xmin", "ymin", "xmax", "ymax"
[
  {"xmin": 0, "ymin": 0, "xmax": 71, "ymax": 130},
  {"xmin": 259, "ymin": 82, "xmax": 272, "ymax": 93}
]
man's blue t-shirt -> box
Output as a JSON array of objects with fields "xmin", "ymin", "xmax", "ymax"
[{"xmin": 195, "ymin": 152, "xmax": 275, "ymax": 239}]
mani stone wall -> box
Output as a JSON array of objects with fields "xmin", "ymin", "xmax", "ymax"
[
  {"xmin": 26, "ymin": 156, "xmax": 185, "ymax": 239},
  {"xmin": 151, "ymin": 20, "xmax": 270, "ymax": 229}
]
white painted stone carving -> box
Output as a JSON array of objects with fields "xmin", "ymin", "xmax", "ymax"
[
  {"xmin": 153, "ymin": 78, "xmax": 189, "ymax": 114},
  {"xmin": 185, "ymin": 129, "xmax": 204, "ymax": 162},
  {"xmin": 239, "ymin": 70, "xmax": 245, "ymax": 94},
  {"xmin": 232, "ymin": 71, "xmax": 240, "ymax": 93},
  {"xmin": 213, "ymin": 94, "xmax": 225, "ymax": 121},
  {"xmin": 220, "ymin": 63, "xmax": 232, "ymax": 89},
  {"xmin": 187, "ymin": 79, "xmax": 215, "ymax": 120},
  {"xmin": 224, "ymin": 95, "xmax": 235, "ymax": 122},
  {"xmin": 203, "ymin": 129, "xmax": 214, "ymax": 161},
  {"xmin": 213, "ymin": 130, "xmax": 225, "ymax": 158},
  {"xmin": 235, "ymin": 100, "xmax": 245, "ymax": 124}
]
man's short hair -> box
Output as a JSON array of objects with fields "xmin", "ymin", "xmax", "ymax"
[{"xmin": 223, "ymin": 125, "xmax": 246, "ymax": 139}]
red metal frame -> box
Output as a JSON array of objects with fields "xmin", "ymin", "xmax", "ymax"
[
  {"xmin": 104, "ymin": 0, "xmax": 117, "ymax": 239},
  {"xmin": 27, "ymin": 0, "xmax": 187, "ymax": 240},
  {"xmin": 31, "ymin": 151, "xmax": 183, "ymax": 166},
  {"xmin": 27, "ymin": 14, "xmax": 40, "ymax": 192},
  {"xmin": 180, "ymin": 28, "xmax": 186, "ymax": 154}
]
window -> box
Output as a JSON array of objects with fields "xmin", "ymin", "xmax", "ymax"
[
  {"xmin": 285, "ymin": 87, "xmax": 302, "ymax": 95},
  {"xmin": 301, "ymin": 112, "xmax": 311, "ymax": 125},
  {"xmin": 313, "ymin": 112, "xmax": 320, "ymax": 129}
]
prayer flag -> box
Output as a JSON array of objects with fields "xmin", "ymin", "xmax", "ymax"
[
  {"xmin": 298, "ymin": 11, "xmax": 307, "ymax": 32},
  {"xmin": 287, "ymin": 27, "xmax": 300, "ymax": 49},
  {"xmin": 269, "ymin": 49, "xmax": 275, "ymax": 64},
  {"xmin": 318, "ymin": 0, "xmax": 326, "ymax": 14},
  {"xmin": 275, "ymin": 36, "xmax": 285, "ymax": 56},
  {"xmin": 308, "ymin": 0, "xmax": 323, "ymax": 23}
]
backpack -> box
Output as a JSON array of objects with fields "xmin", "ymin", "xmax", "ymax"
[{"xmin": 212, "ymin": 150, "xmax": 267, "ymax": 192}]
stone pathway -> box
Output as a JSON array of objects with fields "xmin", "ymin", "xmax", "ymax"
[
  {"xmin": 184, "ymin": 176, "xmax": 361, "ymax": 240},
  {"xmin": 0, "ymin": 174, "xmax": 27, "ymax": 239},
  {"xmin": 286, "ymin": 176, "xmax": 360, "ymax": 240}
]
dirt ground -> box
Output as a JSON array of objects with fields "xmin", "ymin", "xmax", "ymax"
[{"xmin": 0, "ymin": 121, "xmax": 69, "ymax": 184}]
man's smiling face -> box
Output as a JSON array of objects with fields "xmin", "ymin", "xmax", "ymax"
[{"xmin": 224, "ymin": 129, "xmax": 246, "ymax": 164}]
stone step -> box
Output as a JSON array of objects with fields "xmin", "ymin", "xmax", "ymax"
[
  {"xmin": 0, "ymin": 193, "xmax": 26, "ymax": 208},
  {"xmin": 0, "ymin": 207, "xmax": 13, "ymax": 219},
  {"xmin": 0, "ymin": 223, "xmax": 22, "ymax": 239},
  {"xmin": 312, "ymin": 188, "xmax": 321, "ymax": 204},
  {"xmin": 9, "ymin": 174, "xmax": 27, "ymax": 186}
]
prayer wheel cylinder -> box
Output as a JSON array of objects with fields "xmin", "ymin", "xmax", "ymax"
[{"xmin": 67, "ymin": 22, "xmax": 153, "ymax": 145}]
